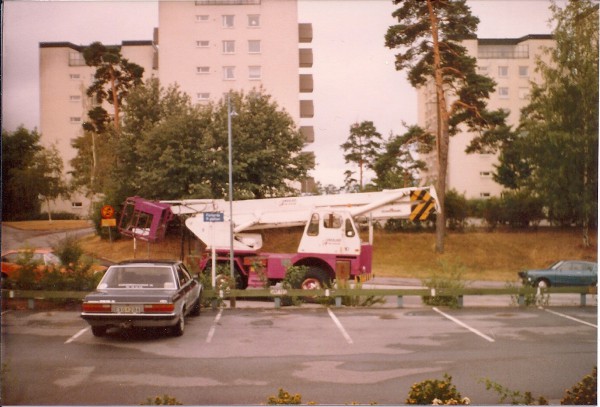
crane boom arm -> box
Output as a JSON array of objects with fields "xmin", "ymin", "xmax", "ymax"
[{"xmin": 118, "ymin": 186, "xmax": 438, "ymax": 250}]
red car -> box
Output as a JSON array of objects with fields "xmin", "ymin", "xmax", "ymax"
[{"xmin": 1, "ymin": 248, "xmax": 61, "ymax": 282}]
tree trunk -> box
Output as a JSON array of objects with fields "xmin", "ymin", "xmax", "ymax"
[
  {"xmin": 427, "ymin": 0, "xmax": 449, "ymax": 253},
  {"xmin": 110, "ymin": 66, "xmax": 120, "ymax": 131}
]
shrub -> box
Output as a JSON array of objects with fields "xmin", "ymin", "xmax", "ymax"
[
  {"xmin": 422, "ymin": 260, "xmax": 466, "ymax": 308},
  {"xmin": 140, "ymin": 395, "xmax": 183, "ymax": 405},
  {"xmin": 445, "ymin": 189, "xmax": 468, "ymax": 231},
  {"xmin": 267, "ymin": 388, "xmax": 303, "ymax": 405},
  {"xmin": 561, "ymin": 367, "xmax": 597, "ymax": 405},
  {"xmin": 282, "ymin": 265, "xmax": 309, "ymax": 290},
  {"xmin": 482, "ymin": 378, "xmax": 548, "ymax": 405},
  {"xmin": 281, "ymin": 265, "xmax": 309, "ymax": 306},
  {"xmin": 53, "ymin": 235, "xmax": 84, "ymax": 266},
  {"xmin": 406, "ymin": 374, "xmax": 469, "ymax": 405}
]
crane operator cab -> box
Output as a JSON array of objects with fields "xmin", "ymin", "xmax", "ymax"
[{"xmin": 298, "ymin": 209, "xmax": 361, "ymax": 255}]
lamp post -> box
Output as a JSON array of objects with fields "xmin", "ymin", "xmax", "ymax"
[{"xmin": 227, "ymin": 93, "xmax": 236, "ymax": 283}]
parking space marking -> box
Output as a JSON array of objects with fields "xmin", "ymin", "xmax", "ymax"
[
  {"xmin": 545, "ymin": 309, "xmax": 597, "ymax": 328},
  {"xmin": 206, "ymin": 308, "xmax": 223, "ymax": 343},
  {"xmin": 65, "ymin": 327, "xmax": 89, "ymax": 344},
  {"xmin": 433, "ymin": 307, "xmax": 495, "ymax": 343},
  {"xmin": 327, "ymin": 308, "xmax": 353, "ymax": 344}
]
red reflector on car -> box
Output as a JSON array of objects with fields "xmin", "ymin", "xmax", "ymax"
[
  {"xmin": 144, "ymin": 303, "xmax": 174, "ymax": 313},
  {"xmin": 82, "ymin": 303, "xmax": 111, "ymax": 312}
]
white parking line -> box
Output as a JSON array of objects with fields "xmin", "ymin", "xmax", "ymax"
[
  {"xmin": 65, "ymin": 327, "xmax": 90, "ymax": 344},
  {"xmin": 545, "ymin": 309, "xmax": 597, "ymax": 328},
  {"xmin": 327, "ymin": 308, "xmax": 353, "ymax": 344},
  {"xmin": 433, "ymin": 307, "xmax": 495, "ymax": 343},
  {"xmin": 206, "ymin": 308, "xmax": 223, "ymax": 343}
]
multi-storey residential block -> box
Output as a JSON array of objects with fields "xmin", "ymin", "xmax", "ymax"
[
  {"xmin": 417, "ymin": 34, "xmax": 554, "ymax": 199},
  {"xmin": 38, "ymin": 0, "xmax": 313, "ymax": 216},
  {"xmin": 39, "ymin": 41, "xmax": 157, "ymax": 214}
]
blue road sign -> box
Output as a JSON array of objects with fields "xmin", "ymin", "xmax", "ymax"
[{"xmin": 203, "ymin": 212, "xmax": 225, "ymax": 222}]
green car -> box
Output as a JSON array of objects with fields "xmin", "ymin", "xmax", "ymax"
[{"xmin": 519, "ymin": 260, "xmax": 598, "ymax": 288}]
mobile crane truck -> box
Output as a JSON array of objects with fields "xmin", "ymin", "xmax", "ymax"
[{"xmin": 117, "ymin": 186, "xmax": 438, "ymax": 290}]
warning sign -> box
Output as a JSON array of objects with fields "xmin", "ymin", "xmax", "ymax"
[{"xmin": 409, "ymin": 190, "xmax": 436, "ymax": 221}]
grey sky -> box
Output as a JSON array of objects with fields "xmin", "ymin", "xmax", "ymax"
[{"xmin": 1, "ymin": 0, "xmax": 556, "ymax": 187}]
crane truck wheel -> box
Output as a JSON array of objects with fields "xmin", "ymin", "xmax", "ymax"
[{"xmin": 300, "ymin": 268, "xmax": 331, "ymax": 290}]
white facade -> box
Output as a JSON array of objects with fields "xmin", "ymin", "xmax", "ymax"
[
  {"xmin": 417, "ymin": 35, "xmax": 554, "ymax": 199},
  {"xmin": 39, "ymin": 41, "xmax": 157, "ymax": 215},
  {"xmin": 38, "ymin": 0, "xmax": 313, "ymax": 217}
]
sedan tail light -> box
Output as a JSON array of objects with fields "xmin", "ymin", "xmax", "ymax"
[
  {"xmin": 82, "ymin": 303, "xmax": 111, "ymax": 313},
  {"xmin": 144, "ymin": 303, "xmax": 175, "ymax": 313}
]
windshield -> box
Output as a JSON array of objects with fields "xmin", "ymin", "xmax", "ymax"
[{"xmin": 98, "ymin": 266, "xmax": 176, "ymax": 289}]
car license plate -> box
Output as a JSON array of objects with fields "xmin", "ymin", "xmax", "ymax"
[{"xmin": 113, "ymin": 305, "xmax": 143, "ymax": 314}]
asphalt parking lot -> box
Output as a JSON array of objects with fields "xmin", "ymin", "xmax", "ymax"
[{"xmin": 1, "ymin": 301, "xmax": 597, "ymax": 405}]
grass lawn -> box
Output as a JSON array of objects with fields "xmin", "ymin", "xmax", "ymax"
[
  {"xmin": 77, "ymin": 226, "xmax": 597, "ymax": 283},
  {"xmin": 3, "ymin": 220, "xmax": 92, "ymax": 231}
]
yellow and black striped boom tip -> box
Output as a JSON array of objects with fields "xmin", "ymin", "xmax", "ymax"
[{"xmin": 409, "ymin": 189, "xmax": 436, "ymax": 221}]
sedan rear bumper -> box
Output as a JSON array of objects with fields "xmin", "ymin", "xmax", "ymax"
[{"xmin": 81, "ymin": 312, "xmax": 179, "ymax": 328}]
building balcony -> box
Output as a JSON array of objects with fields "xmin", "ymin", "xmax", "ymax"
[
  {"xmin": 298, "ymin": 23, "xmax": 313, "ymax": 43},
  {"xmin": 299, "ymin": 48, "xmax": 313, "ymax": 68},
  {"xmin": 299, "ymin": 74, "xmax": 313, "ymax": 93},
  {"xmin": 300, "ymin": 126, "xmax": 314, "ymax": 143},
  {"xmin": 300, "ymin": 100, "xmax": 314, "ymax": 118}
]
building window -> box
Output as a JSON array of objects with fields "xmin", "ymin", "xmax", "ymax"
[
  {"xmin": 498, "ymin": 87, "xmax": 509, "ymax": 98},
  {"xmin": 195, "ymin": 15, "xmax": 209, "ymax": 22},
  {"xmin": 248, "ymin": 14, "xmax": 260, "ymax": 27},
  {"xmin": 222, "ymin": 15, "xmax": 235, "ymax": 28},
  {"xmin": 519, "ymin": 66, "xmax": 529, "ymax": 77},
  {"xmin": 477, "ymin": 65, "xmax": 489, "ymax": 75},
  {"xmin": 478, "ymin": 44, "xmax": 529, "ymax": 59},
  {"xmin": 197, "ymin": 66, "xmax": 210, "ymax": 74},
  {"xmin": 480, "ymin": 171, "xmax": 492, "ymax": 178},
  {"xmin": 223, "ymin": 66, "xmax": 235, "ymax": 80},
  {"xmin": 196, "ymin": 40, "xmax": 210, "ymax": 48},
  {"xmin": 69, "ymin": 73, "xmax": 81, "ymax": 80},
  {"xmin": 71, "ymin": 202, "xmax": 83, "ymax": 209},
  {"xmin": 68, "ymin": 51, "xmax": 86, "ymax": 66},
  {"xmin": 197, "ymin": 92, "xmax": 211, "ymax": 102},
  {"xmin": 70, "ymin": 117, "xmax": 82, "ymax": 124},
  {"xmin": 480, "ymin": 192, "xmax": 491, "ymax": 198},
  {"xmin": 248, "ymin": 40, "xmax": 261, "ymax": 54},
  {"xmin": 498, "ymin": 66, "xmax": 509, "ymax": 77},
  {"xmin": 249, "ymin": 66, "xmax": 261, "ymax": 80},
  {"xmin": 69, "ymin": 95, "xmax": 82, "ymax": 102},
  {"xmin": 518, "ymin": 87, "xmax": 530, "ymax": 100},
  {"xmin": 222, "ymin": 40, "xmax": 235, "ymax": 54}
]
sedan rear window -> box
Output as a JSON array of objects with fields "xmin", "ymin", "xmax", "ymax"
[{"xmin": 98, "ymin": 266, "xmax": 176, "ymax": 289}]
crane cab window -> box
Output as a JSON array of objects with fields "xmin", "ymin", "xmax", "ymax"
[
  {"xmin": 323, "ymin": 213, "xmax": 342, "ymax": 229},
  {"xmin": 307, "ymin": 213, "xmax": 320, "ymax": 236},
  {"xmin": 345, "ymin": 219, "xmax": 356, "ymax": 237}
]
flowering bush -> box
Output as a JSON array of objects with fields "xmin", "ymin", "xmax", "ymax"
[
  {"xmin": 267, "ymin": 388, "xmax": 303, "ymax": 405},
  {"xmin": 561, "ymin": 367, "xmax": 597, "ymax": 405},
  {"xmin": 406, "ymin": 374, "xmax": 470, "ymax": 405}
]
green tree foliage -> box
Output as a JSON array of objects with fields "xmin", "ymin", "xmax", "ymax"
[
  {"xmin": 2, "ymin": 127, "xmax": 67, "ymax": 221},
  {"xmin": 385, "ymin": 0, "xmax": 508, "ymax": 252},
  {"xmin": 83, "ymin": 41, "xmax": 144, "ymax": 132},
  {"xmin": 372, "ymin": 126, "xmax": 434, "ymax": 190},
  {"xmin": 71, "ymin": 80, "xmax": 313, "ymax": 211},
  {"xmin": 2, "ymin": 127, "xmax": 43, "ymax": 220},
  {"xmin": 519, "ymin": 0, "xmax": 597, "ymax": 244},
  {"xmin": 340, "ymin": 121, "xmax": 382, "ymax": 191},
  {"xmin": 215, "ymin": 90, "xmax": 313, "ymax": 199},
  {"xmin": 36, "ymin": 144, "xmax": 69, "ymax": 220}
]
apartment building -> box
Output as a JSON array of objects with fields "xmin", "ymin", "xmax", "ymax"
[
  {"xmin": 39, "ymin": 41, "xmax": 157, "ymax": 214},
  {"xmin": 39, "ymin": 0, "xmax": 313, "ymax": 216},
  {"xmin": 417, "ymin": 35, "xmax": 554, "ymax": 199}
]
